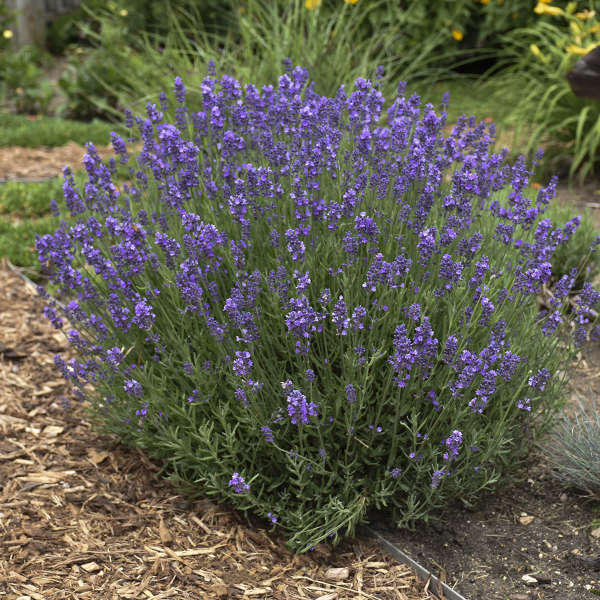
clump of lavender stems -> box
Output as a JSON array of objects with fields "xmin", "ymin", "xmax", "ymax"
[{"xmin": 36, "ymin": 66, "xmax": 599, "ymax": 553}]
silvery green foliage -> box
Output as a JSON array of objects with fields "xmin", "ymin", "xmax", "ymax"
[
  {"xmin": 36, "ymin": 66, "xmax": 600, "ymax": 552},
  {"xmin": 540, "ymin": 397, "xmax": 600, "ymax": 495}
]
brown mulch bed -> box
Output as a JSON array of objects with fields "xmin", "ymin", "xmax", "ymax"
[
  {"xmin": 0, "ymin": 260, "xmax": 436, "ymax": 600},
  {"xmin": 0, "ymin": 143, "xmax": 115, "ymax": 181}
]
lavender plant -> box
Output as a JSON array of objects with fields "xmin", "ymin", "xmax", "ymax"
[{"xmin": 36, "ymin": 67, "xmax": 600, "ymax": 552}]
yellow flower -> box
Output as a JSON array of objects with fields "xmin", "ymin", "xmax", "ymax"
[
  {"xmin": 538, "ymin": 0, "xmax": 554, "ymax": 3},
  {"xmin": 534, "ymin": 3, "xmax": 564, "ymax": 16},
  {"xmin": 590, "ymin": 24, "xmax": 600, "ymax": 33},
  {"xmin": 2, "ymin": 29, "xmax": 13, "ymax": 39},
  {"xmin": 451, "ymin": 29, "xmax": 464, "ymax": 41},
  {"xmin": 480, "ymin": 0, "xmax": 491, "ymax": 4},
  {"xmin": 575, "ymin": 10, "xmax": 596, "ymax": 20},
  {"xmin": 306, "ymin": 0, "xmax": 321, "ymax": 9},
  {"xmin": 119, "ymin": 9, "xmax": 128, "ymax": 16},
  {"xmin": 529, "ymin": 43, "xmax": 542, "ymax": 58},
  {"xmin": 567, "ymin": 43, "xmax": 589, "ymax": 54},
  {"xmin": 344, "ymin": 0, "xmax": 359, "ymax": 4}
]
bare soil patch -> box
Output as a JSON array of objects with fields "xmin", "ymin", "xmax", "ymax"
[
  {"xmin": 0, "ymin": 260, "xmax": 435, "ymax": 600},
  {"xmin": 555, "ymin": 181, "xmax": 600, "ymax": 230},
  {"xmin": 0, "ymin": 143, "xmax": 115, "ymax": 181}
]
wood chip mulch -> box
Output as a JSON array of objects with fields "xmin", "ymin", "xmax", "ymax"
[
  {"xmin": 0, "ymin": 259, "xmax": 439, "ymax": 600},
  {"xmin": 0, "ymin": 143, "xmax": 115, "ymax": 181}
]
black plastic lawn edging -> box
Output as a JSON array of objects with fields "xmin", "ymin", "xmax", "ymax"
[
  {"xmin": 362, "ymin": 526, "xmax": 469, "ymax": 600},
  {"xmin": 8, "ymin": 260, "xmax": 66, "ymax": 309}
]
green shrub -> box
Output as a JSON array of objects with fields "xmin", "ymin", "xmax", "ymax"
[
  {"xmin": 36, "ymin": 71, "xmax": 599, "ymax": 553},
  {"xmin": 54, "ymin": 1, "xmax": 229, "ymax": 120},
  {"xmin": 0, "ymin": 2, "xmax": 15, "ymax": 53},
  {"xmin": 53, "ymin": 0, "xmax": 508, "ymax": 121},
  {"xmin": 0, "ymin": 46, "xmax": 54, "ymax": 114}
]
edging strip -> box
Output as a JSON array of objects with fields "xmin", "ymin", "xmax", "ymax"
[
  {"xmin": 6, "ymin": 261, "xmax": 67, "ymax": 311},
  {"xmin": 363, "ymin": 526, "xmax": 469, "ymax": 600}
]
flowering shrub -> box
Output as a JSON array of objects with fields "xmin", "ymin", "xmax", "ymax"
[{"xmin": 37, "ymin": 66, "xmax": 600, "ymax": 552}]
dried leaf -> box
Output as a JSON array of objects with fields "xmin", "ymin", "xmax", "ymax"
[
  {"xmin": 19, "ymin": 470, "xmax": 76, "ymax": 484},
  {"xmin": 42, "ymin": 425, "xmax": 64, "ymax": 437}
]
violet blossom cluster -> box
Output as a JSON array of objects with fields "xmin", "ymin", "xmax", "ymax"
[{"xmin": 35, "ymin": 67, "xmax": 600, "ymax": 551}]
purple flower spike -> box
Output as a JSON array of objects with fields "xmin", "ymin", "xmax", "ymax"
[
  {"xmin": 124, "ymin": 379, "xmax": 143, "ymax": 398},
  {"xmin": 174, "ymin": 76, "xmax": 186, "ymax": 103},
  {"xmin": 261, "ymin": 426, "xmax": 274, "ymax": 443},
  {"xmin": 285, "ymin": 228, "xmax": 306, "ymax": 261},
  {"xmin": 287, "ymin": 389, "xmax": 319, "ymax": 425},
  {"xmin": 345, "ymin": 384, "xmax": 357, "ymax": 403},
  {"xmin": 233, "ymin": 351, "xmax": 253, "ymax": 378},
  {"xmin": 229, "ymin": 472, "xmax": 250, "ymax": 493},
  {"xmin": 443, "ymin": 430, "xmax": 463, "ymax": 461},
  {"xmin": 528, "ymin": 368, "xmax": 551, "ymax": 391},
  {"xmin": 431, "ymin": 469, "xmax": 447, "ymax": 489}
]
